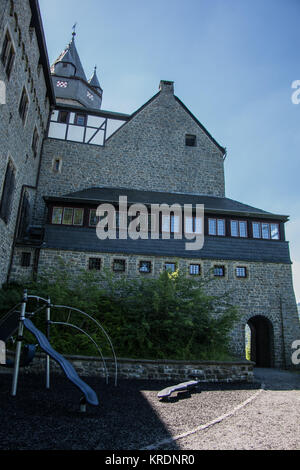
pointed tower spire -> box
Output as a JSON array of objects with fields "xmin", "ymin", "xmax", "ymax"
[
  {"xmin": 51, "ymin": 27, "xmax": 103, "ymax": 110},
  {"xmin": 88, "ymin": 66, "xmax": 102, "ymax": 90}
]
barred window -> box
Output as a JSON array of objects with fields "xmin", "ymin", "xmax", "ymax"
[
  {"xmin": 213, "ymin": 265, "xmax": 225, "ymax": 277},
  {"xmin": 139, "ymin": 261, "xmax": 152, "ymax": 273},
  {"xmin": 88, "ymin": 258, "xmax": 101, "ymax": 271},
  {"xmin": 236, "ymin": 266, "xmax": 247, "ymax": 278},
  {"xmin": 113, "ymin": 259, "xmax": 126, "ymax": 272},
  {"xmin": 189, "ymin": 264, "xmax": 201, "ymax": 275}
]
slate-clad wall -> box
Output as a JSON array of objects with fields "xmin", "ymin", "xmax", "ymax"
[
  {"xmin": 33, "ymin": 82, "xmax": 225, "ymax": 225},
  {"xmin": 0, "ymin": 0, "xmax": 50, "ymax": 286}
]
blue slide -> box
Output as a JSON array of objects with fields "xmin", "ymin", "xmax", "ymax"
[{"xmin": 23, "ymin": 318, "xmax": 99, "ymax": 406}]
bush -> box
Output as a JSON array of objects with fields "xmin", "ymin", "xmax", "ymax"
[{"xmin": 0, "ymin": 259, "xmax": 239, "ymax": 360}]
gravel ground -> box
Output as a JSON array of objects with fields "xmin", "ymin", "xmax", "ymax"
[
  {"xmin": 0, "ymin": 368, "xmax": 299, "ymax": 451},
  {"xmin": 0, "ymin": 370, "xmax": 259, "ymax": 451}
]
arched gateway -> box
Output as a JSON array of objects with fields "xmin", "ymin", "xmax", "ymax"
[{"xmin": 247, "ymin": 315, "xmax": 274, "ymax": 367}]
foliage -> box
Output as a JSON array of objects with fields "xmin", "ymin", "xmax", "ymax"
[{"xmin": 0, "ymin": 258, "xmax": 240, "ymax": 360}]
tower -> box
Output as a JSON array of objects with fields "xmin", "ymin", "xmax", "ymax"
[{"xmin": 50, "ymin": 28, "xmax": 103, "ymax": 110}]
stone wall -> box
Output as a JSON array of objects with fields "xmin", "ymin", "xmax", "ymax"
[
  {"xmin": 10, "ymin": 247, "xmax": 300, "ymax": 369},
  {"xmin": 18, "ymin": 352, "xmax": 254, "ymax": 383},
  {"xmin": 0, "ymin": 0, "xmax": 51, "ymax": 287}
]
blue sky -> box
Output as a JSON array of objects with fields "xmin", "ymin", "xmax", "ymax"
[{"xmin": 39, "ymin": 0, "xmax": 300, "ymax": 302}]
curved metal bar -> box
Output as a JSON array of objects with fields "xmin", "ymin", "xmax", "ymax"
[
  {"xmin": 53, "ymin": 305, "xmax": 118, "ymax": 386},
  {"xmin": 27, "ymin": 295, "xmax": 50, "ymax": 304},
  {"xmin": 49, "ymin": 320, "xmax": 109, "ymax": 384}
]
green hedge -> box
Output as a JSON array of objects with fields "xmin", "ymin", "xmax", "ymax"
[{"xmin": 0, "ymin": 259, "xmax": 239, "ymax": 361}]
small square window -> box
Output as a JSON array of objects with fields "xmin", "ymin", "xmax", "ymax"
[
  {"xmin": 236, "ymin": 266, "xmax": 247, "ymax": 278},
  {"xmin": 165, "ymin": 263, "xmax": 176, "ymax": 273},
  {"xmin": 139, "ymin": 261, "xmax": 152, "ymax": 273},
  {"xmin": 58, "ymin": 111, "xmax": 69, "ymax": 123},
  {"xmin": 75, "ymin": 114, "xmax": 86, "ymax": 126},
  {"xmin": 88, "ymin": 258, "xmax": 101, "ymax": 271},
  {"xmin": 214, "ymin": 265, "xmax": 225, "ymax": 277},
  {"xmin": 185, "ymin": 134, "xmax": 197, "ymax": 147},
  {"xmin": 113, "ymin": 259, "xmax": 126, "ymax": 272},
  {"xmin": 189, "ymin": 264, "xmax": 201, "ymax": 275},
  {"xmin": 21, "ymin": 252, "xmax": 31, "ymax": 267}
]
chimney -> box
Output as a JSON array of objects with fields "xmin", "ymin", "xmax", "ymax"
[{"xmin": 159, "ymin": 80, "xmax": 174, "ymax": 94}]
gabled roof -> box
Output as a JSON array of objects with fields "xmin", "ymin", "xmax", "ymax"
[
  {"xmin": 106, "ymin": 83, "xmax": 226, "ymax": 156},
  {"xmin": 44, "ymin": 187, "xmax": 289, "ymax": 221}
]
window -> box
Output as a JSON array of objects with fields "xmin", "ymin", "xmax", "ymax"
[
  {"xmin": 58, "ymin": 111, "xmax": 69, "ymax": 123},
  {"xmin": 185, "ymin": 216, "xmax": 202, "ymax": 234},
  {"xmin": 51, "ymin": 207, "xmax": 84, "ymax": 226},
  {"xmin": 165, "ymin": 262, "xmax": 176, "ymax": 273},
  {"xmin": 0, "ymin": 160, "xmax": 15, "ymax": 224},
  {"xmin": 189, "ymin": 264, "xmax": 201, "ymax": 276},
  {"xmin": 88, "ymin": 258, "xmax": 101, "ymax": 271},
  {"xmin": 1, "ymin": 30, "xmax": 15, "ymax": 79},
  {"xmin": 75, "ymin": 113, "xmax": 86, "ymax": 126},
  {"xmin": 32, "ymin": 127, "xmax": 39, "ymax": 158},
  {"xmin": 214, "ymin": 265, "xmax": 225, "ymax": 277},
  {"xmin": 21, "ymin": 252, "xmax": 31, "ymax": 267},
  {"xmin": 236, "ymin": 266, "xmax": 247, "ymax": 278},
  {"xmin": 162, "ymin": 214, "xmax": 180, "ymax": 234},
  {"xmin": 252, "ymin": 222, "xmax": 280, "ymax": 240},
  {"xmin": 53, "ymin": 158, "xmax": 61, "ymax": 173},
  {"xmin": 19, "ymin": 87, "xmax": 29, "ymax": 124},
  {"xmin": 113, "ymin": 259, "xmax": 126, "ymax": 272},
  {"xmin": 231, "ymin": 220, "xmax": 248, "ymax": 238},
  {"xmin": 139, "ymin": 261, "xmax": 152, "ymax": 273},
  {"xmin": 185, "ymin": 134, "xmax": 197, "ymax": 147},
  {"xmin": 208, "ymin": 218, "xmax": 225, "ymax": 236}
]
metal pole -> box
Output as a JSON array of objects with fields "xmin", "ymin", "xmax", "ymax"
[
  {"xmin": 45, "ymin": 297, "xmax": 51, "ymax": 389},
  {"xmin": 11, "ymin": 290, "xmax": 28, "ymax": 397}
]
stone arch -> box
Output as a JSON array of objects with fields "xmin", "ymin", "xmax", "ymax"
[{"xmin": 246, "ymin": 315, "xmax": 274, "ymax": 367}]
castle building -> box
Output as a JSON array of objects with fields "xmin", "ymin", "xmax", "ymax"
[{"xmin": 1, "ymin": 0, "xmax": 299, "ymax": 368}]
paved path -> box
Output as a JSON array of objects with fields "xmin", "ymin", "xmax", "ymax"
[{"xmin": 161, "ymin": 368, "xmax": 300, "ymax": 450}]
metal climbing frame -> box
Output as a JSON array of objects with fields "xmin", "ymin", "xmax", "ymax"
[{"xmin": 11, "ymin": 290, "xmax": 118, "ymax": 396}]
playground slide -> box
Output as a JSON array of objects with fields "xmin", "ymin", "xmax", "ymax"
[{"xmin": 23, "ymin": 318, "xmax": 99, "ymax": 406}]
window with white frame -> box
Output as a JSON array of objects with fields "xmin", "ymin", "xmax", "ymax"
[
  {"xmin": 252, "ymin": 222, "xmax": 280, "ymax": 240},
  {"xmin": 208, "ymin": 218, "xmax": 225, "ymax": 236},
  {"xmin": 230, "ymin": 220, "xmax": 248, "ymax": 238}
]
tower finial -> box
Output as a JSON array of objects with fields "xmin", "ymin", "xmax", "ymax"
[{"xmin": 72, "ymin": 22, "xmax": 77, "ymax": 38}]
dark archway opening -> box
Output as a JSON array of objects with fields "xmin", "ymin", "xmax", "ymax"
[{"xmin": 246, "ymin": 315, "xmax": 274, "ymax": 367}]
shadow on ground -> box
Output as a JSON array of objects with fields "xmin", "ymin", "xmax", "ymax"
[{"xmin": 0, "ymin": 371, "xmax": 261, "ymax": 451}]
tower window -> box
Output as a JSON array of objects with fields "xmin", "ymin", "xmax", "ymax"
[
  {"xmin": 1, "ymin": 30, "xmax": 15, "ymax": 80},
  {"xmin": 32, "ymin": 127, "xmax": 39, "ymax": 158},
  {"xmin": 0, "ymin": 160, "xmax": 16, "ymax": 224},
  {"xmin": 18, "ymin": 87, "xmax": 29, "ymax": 124},
  {"xmin": 185, "ymin": 134, "xmax": 197, "ymax": 147}
]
